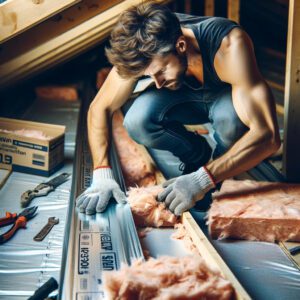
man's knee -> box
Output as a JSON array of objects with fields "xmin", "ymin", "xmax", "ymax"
[
  {"xmin": 123, "ymin": 92, "xmax": 160, "ymax": 146},
  {"xmin": 123, "ymin": 110, "xmax": 150, "ymax": 144}
]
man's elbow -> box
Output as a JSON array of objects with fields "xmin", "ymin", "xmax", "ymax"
[{"xmin": 264, "ymin": 128, "xmax": 281, "ymax": 156}]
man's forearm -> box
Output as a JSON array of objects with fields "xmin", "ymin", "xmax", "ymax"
[
  {"xmin": 206, "ymin": 128, "xmax": 280, "ymax": 183},
  {"xmin": 87, "ymin": 103, "xmax": 111, "ymax": 168}
]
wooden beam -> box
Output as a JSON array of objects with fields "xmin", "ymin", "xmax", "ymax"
[
  {"xmin": 182, "ymin": 212, "xmax": 251, "ymax": 300},
  {"xmin": 0, "ymin": 0, "xmax": 170, "ymax": 89},
  {"xmin": 227, "ymin": 0, "xmax": 240, "ymax": 23},
  {"xmin": 184, "ymin": 0, "xmax": 192, "ymax": 14},
  {"xmin": 0, "ymin": 0, "xmax": 80, "ymax": 43},
  {"xmin": 283, "ymin": 0, "xmax": 300, "ymax": 182},
  {"xmin": 204, "ymin": 0, "xmax": 214, "ymax": 16}
]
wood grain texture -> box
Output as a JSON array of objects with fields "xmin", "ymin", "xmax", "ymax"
[{"xmin": 0, "ymin": 0, "xmax": 80, "ymax": 43}]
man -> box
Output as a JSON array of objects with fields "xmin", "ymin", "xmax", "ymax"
[{"xmin": 76, "ymin": 2, "xmax": 280, "ymax": 215}]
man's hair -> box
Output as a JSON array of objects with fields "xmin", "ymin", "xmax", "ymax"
[{"xmin": 105, "ymin": 1, "xmax": 182, "ymax": 78}]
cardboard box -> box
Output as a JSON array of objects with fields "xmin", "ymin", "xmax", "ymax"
[{"xmin": 0, "ymin": 118, "xmax": 65, "ymax": 176}]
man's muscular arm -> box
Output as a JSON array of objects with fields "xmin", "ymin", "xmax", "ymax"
[
  {"xmin": 158, "ymin": 28, "xmax": 280, "ymax": 216},
  {"xmin": 208, "ymin": 28, "xmax": 281, "ymax": 182},
  {"xmin": 76, "ymin": 67, "xmax": 136, "ymax": 214},
  {"xmin": 88, "ymin": 67, "xmax": 136, "ymax": 168}
]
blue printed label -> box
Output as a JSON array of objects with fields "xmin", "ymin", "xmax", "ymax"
[{"xmin": 13, "ymin": 140, "xmax": 48, "ymax": 152}]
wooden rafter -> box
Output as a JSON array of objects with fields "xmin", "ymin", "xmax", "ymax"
[
  {"xmin": 283, "ymin": 0, "xmax": 300, "ymax": 182},
  {"xmin": 0, "ymin": 0, "xmax": 170, "ymax": 89},
  {"xmin": 0, "ymin": 0, "xmax": 81, "ymax": 43},
  {"xmin": 227, "ymin": 0, "xmax": 240, "ymax": 23}
]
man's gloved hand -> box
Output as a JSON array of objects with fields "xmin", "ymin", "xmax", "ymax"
[
  {"xmin": 157, "ymin": 167, "xmax": 215, "ymax": 216},
  {"xmin": 76, "ymin": 167, "xmax": 127, "ymax": 215}
]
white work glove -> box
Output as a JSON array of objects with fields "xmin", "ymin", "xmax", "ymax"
[
  {"xmin": 157, "ymin": 167, "xmax": 215, "ymax": 216},
  {"xmin": 76, "ymin": 167, "xmax": 127, "ymax": 215}
]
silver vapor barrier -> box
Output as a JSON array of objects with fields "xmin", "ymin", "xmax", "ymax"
[
  {"xmin": 62, "ymin": 84, "xmax": 144, "ymax": 300},
  {"xmin": 191, "ymin": 211, "xmax": 300, "ymax": 300},
  {"xmin": 0, "ymin": 99, "xmax": 80, "ymax": 299}
]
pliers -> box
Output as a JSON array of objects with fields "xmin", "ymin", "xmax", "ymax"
[{"xmin": 0, "ymin": 206, "xmax": 38, "ymax": 244}]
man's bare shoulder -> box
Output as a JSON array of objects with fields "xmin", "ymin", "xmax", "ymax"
[
  {"xmin": 214, "ymin": 27, "xmax": 260, "ymax": 85},
  {"xmin": 219, "ymin": 27, "xmax": 249, "ymax": 54}
]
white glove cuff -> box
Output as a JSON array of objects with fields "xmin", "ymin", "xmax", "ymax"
[
  {"xmin": 93, "ymin": 168, "xmax": 114, "ymax": 184},
  {"xmin": 194, "ymin": 166, "xmax": 216, "ymax": 193}
]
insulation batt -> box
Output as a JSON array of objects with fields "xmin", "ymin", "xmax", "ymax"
[
  {"xmin": 103, "ymin": 255, "xmax": 234, "ymax": 300},
  {"xmin": 0, "ymin": 128, "xmax": 52, "ymax": 140},
  {"xmin": 208, "ymin": 179, "xmax": 300, "ymax": 242},
  {"xmin": 171, "ymin": 223, "xmax": 199, "ymax": 254},
  {"xmin": 127, "ymin": 185, "xmax": 178, "ymax": 227},
  {"xmin": 35, "ymin": 86, "xmax": 78, "ymax": 101},
  {"xmin": 112, "ymin": 110, "xmax": 157, "ymax": 188}
]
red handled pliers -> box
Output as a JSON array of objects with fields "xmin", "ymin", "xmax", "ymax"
[{"xmin": 0, "ymin": 206, "xmax": 38, "ymax": 244}]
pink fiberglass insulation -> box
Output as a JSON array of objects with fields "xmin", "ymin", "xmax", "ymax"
[
  {"xmin": 208, "ymin": 179, "xmax": 300, "ymax": 242},
  {"xmin": 35, "ymin": 86, "xmax": 78, "ymax": 101},
  {"xmin": 0, "ymin": 128, "xmax": 52, "ymax": 140},
  {"xmin": 112, "ymin": 110, "xmax": 157, "ymax": 188},
  {"xmin": 103, "ymin": 255, "xmax": 234, "ymax": 300},
  {"xmin": 171, "ymin": 223, "xmax": 199, "ymax": 254},
  {"xmin": 127, "ymin": 185, "xmax": 178, "ymax": 227}
]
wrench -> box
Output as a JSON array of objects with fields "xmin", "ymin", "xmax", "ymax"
[{"xmin": 34, "ymin": 217, "xmax": 59, "ymax": 241}]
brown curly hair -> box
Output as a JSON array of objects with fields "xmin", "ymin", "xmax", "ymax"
[{"xmin": 105, "ymin": 1, "xmax": 182, "ymax": 79}]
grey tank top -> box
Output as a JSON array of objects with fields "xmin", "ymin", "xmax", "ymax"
[{"xmin": 176, "ymin": 13, "xmax": 241, "ymax": 89}]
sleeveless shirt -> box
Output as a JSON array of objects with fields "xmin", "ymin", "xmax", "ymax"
[{"xmin": 176, "ymin": 13, "xmax": 241, "ymax": 90}]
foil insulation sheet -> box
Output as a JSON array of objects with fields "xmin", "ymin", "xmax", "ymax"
[
  {"xmin": 0, "ymin": 99, "xmax": 80, "ymax": 299},
  {"xmin": 191, "ymin": 210, "xmax": 300, "ymax": 300},
  {"xmin": 62, "ymin": 87, "xmax": 144, "ymax": 300}
]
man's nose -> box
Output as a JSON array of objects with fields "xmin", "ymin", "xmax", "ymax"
[{"xmin": 153, "ymin": 75, "xmax": 165, "ymax": 89}]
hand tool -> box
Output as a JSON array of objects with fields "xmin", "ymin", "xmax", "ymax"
[
  {"xmin": 0, "ymin": 206, "xmax": 38, "ymax": 244},
  {"xmin": 289, "ymin": 245, "xmax": 300, "ymax": 256},
  {"xmin": 34, "ymin": 217, "xmax": 59, "ymax": 241},
  {"xmin": 28, "ymin": 277, "xmax": 58, "ymax": 300},
  {"xmin": 21, "ymin": 172, "xmax": 70, "ymax": 207}
]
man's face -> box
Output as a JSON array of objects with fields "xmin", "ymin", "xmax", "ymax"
[{"xmin": 143, "ymin": 52, "xmax": 187, "ymax": 90}]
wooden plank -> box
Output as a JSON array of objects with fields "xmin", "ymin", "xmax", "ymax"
[
  {"xmin": 204, "ymin": 0, "xmax": 214, "ymax": 16},
  {"xmin": 283, "ymin": 0, "xmax": 300, "ymax": 182},
  {"xmin": 276, "ymin": 103, "xmax": 284, "ymax": 116},
  {"xmin": 0, "ymin": 0, "xmax": 80, "ymax": 43},
  {"xmin": 184, "ymin": 0, "xmax": 192, "ymax": 14},
  {"xmin": 279, "ymin": 241, "xmax": 300, "ymax": 270},
  {"xmin": 0, "ymin": 0, "xmax": 170, "ymax": 89},
  {"xmin": 227, "ymin": 0, "xmax": 240, "ymax": 23},
  {"xmin": 182, "ymin": 212, "xmax": 251, "ymax": 300}
]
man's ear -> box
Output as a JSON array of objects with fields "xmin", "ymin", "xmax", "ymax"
[{"xmin": 175, "ymin": 36, "xmax": 187, "ymax": 54}]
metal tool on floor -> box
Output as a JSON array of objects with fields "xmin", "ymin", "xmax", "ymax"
[
  {"xmin": 34, "ymin": 217, "xmax": 59, "ymax": 241},
  {"xmin": 289, "ymin": 245, "xmax": 300, "ymax": 256},
  {"xmin": 21, "ymin": 172, "xmax": 71, "ymax": 207},
  {"xmin": 28, "ymin": 277, "xmax": 58, "ymax": 300},
  {"xmin": 0, "ymin": 206, "xmax": 38, "ymax": 244}
]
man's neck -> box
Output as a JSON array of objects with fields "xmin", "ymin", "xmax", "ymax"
[{"xmin": 182, "ymin": 27, "xmax": 203, "ymax": 82}]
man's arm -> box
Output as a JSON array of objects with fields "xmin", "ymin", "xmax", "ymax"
[
  {"xmin": 208, "ymin": 28, "xmax": 281, "ymax": 182},
  {"xmin": 88, "ymin": 66, "xmax": 136, "ymax": 168},
  {"xmin": 157, "ymin": 28, "xmax": 281, "ymax": 216},
  {"xmin": 76, "ymin": 67, "xmax": 136, "ymax": 214}
]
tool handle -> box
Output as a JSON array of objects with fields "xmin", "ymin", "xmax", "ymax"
[
  {"xmin": 0, "ymin": 216, "xmax": 27, "ymax": 244},
  {"xmin": 28, "ymin": 277, "xmax": 58, "ymax": 300},
  {"xmin": 34, "ymin": 223, "xmax": 54, "ymax": 242},
  {"xmin": 0, "ymin": 212, "xmax": 17, "ymax": 227},
  {"xmin": 21, "ymin": 185, "xmax": 53, "ymax": 208}
]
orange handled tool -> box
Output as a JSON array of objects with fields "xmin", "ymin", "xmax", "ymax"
[{"xmin": 0, "ymin": 206, "xmax": 38, "ymax": 244}]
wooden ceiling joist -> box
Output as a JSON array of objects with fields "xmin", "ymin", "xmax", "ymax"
[
  {"xmin": 0, "ymin": 0, "xmax": 170, "ymax": 89},
  {"xmin": 0, "ymin": 0, "xmax": 81, "ymax": 43},
  {"xmin": 283, "ymin": 0, "xmax": 300, "ymax": 182}
]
